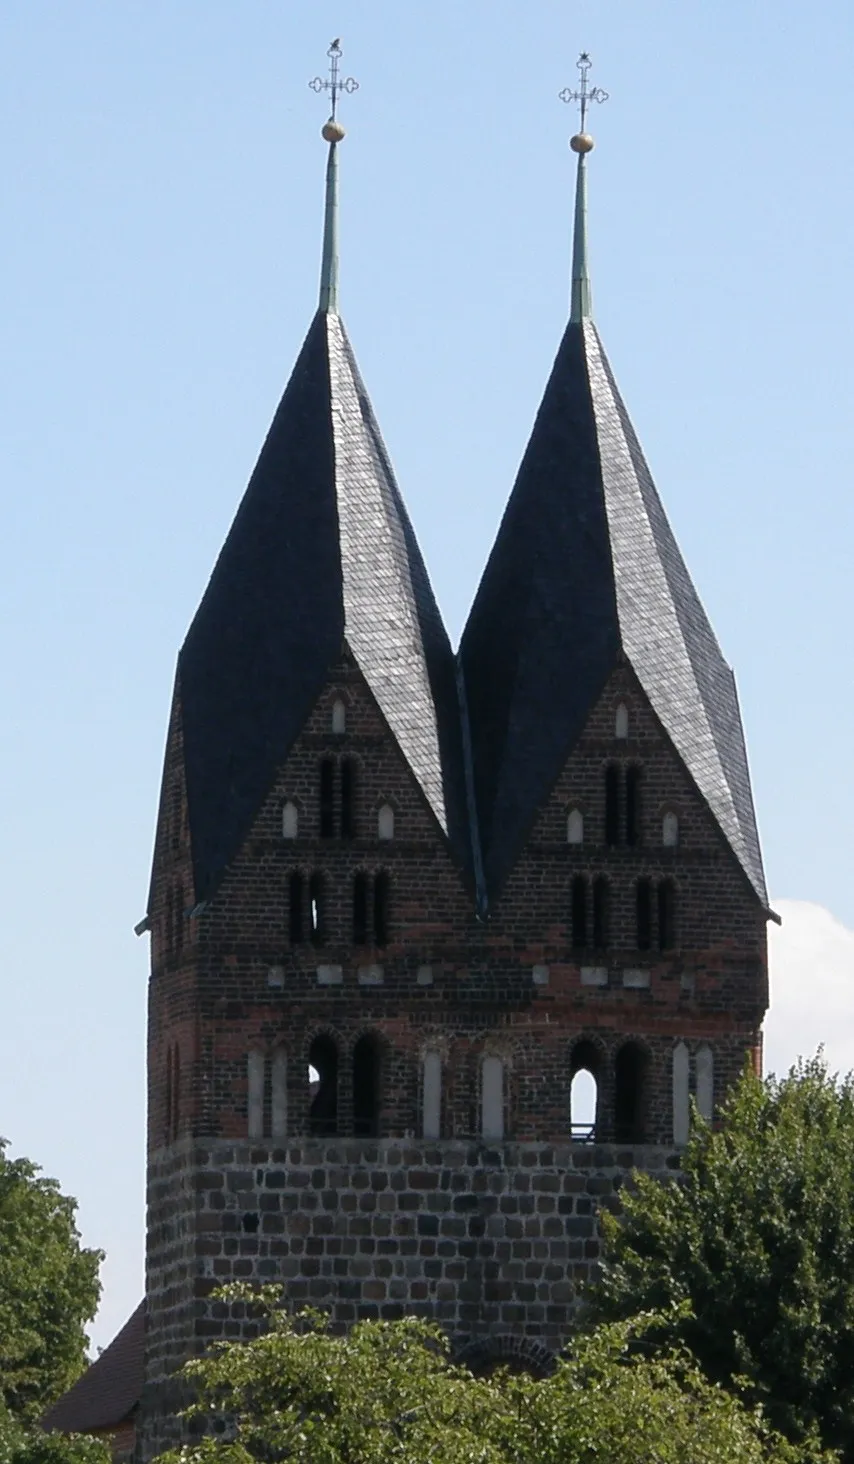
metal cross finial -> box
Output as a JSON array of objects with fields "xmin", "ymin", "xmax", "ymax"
[
  {"xmin": 559, "ymin": 52, "xmax": 608, "ymax": 134},
  {"xmin": 309, "ymin": 39, "xmax": 359, "ymax": 122}
]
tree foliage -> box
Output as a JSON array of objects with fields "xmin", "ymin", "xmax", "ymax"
[
  {"xmin": 0, "ymin": 1140, "xmax": 102, "ymax": 1421},
  {"xmin": 590, "ymin": 1055, "xmax": 854, "ymax": 1458},
  {"xmin": 155, "ymin": 1287, "xmax": 814, "ymax": 1464},
  {"xmin": 0, "ymin": 1405, "xmax": 110, "ymax": 1464}
]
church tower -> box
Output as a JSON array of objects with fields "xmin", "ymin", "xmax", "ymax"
[{"xmin": 139, "ymin": 49, "xmax": 772, "ymax": 1455}]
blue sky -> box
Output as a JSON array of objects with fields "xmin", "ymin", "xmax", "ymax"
[{"xmin": 0, "ymin": 2, "xmax": 852, "ymax": 1350}]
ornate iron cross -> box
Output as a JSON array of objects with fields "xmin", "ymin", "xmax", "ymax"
[
  {"xmin": 559, "ymin": 52, "xmax": 608, "ymax": 133},
  {"xmin": 309, "ymin": 39, "xmax": 359, "ymax": 121}
]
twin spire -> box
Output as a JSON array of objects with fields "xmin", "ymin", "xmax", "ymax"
[{"xmin": 312, "ymin": 41, "xmax": 602, "ymax": 322}]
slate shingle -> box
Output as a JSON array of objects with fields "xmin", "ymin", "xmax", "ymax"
[{"xmin": 459, "ymin": 318, "xmax": 768, "ymax": 908}]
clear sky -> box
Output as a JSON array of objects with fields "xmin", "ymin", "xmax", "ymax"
[{"xmin": 0, "ymin": 2, "xmax": 852, "ymax": 1352}]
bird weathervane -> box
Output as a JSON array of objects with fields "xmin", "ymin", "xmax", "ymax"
[
  {"xmin": 560, "ymin": 52, "xmax": 608, "ymax": 142},
  {"xmin": 309, "ymin": 39, "xmax": 359, "ymax": 124}
]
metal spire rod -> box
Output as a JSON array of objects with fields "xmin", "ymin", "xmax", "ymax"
[{"xmin": 559, "ymin": 53, "xmax": 608, "ymax": 323}]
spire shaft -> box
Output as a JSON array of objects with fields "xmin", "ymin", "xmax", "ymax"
[
  {"xmin": 319, "ymin": 140, "xmax": 339, "ymax": 314},
  {"xmin": 570, "ymin": 150, "xmax": 591, "ymax": 323}
]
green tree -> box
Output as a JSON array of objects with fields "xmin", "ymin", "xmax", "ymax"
[
  {"xmin": 154, "ymin": 1287, "xmax": 813, "ymax": 1464},
  {"xmin": 0, "ymin": 1140, "xmax": 102, "ymax": 1421},
  {"xmin": 0, "ymin": 1407, "xmax": 110, "ymax": 1464},
  {"xmin": 589, "ymin": 1055, "xmax": 854, "ymax": 1458}
]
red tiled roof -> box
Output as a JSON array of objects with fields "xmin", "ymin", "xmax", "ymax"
[{"xmin": 43, "ymin": 1303, "xmax": 144, "ymax": 1434}]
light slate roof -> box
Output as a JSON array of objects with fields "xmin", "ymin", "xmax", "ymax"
[
  {"xmin": 178, "ymin": 309, "xmax": 465, "ymax": 903},
  {"xmin": 459, "ymin": 316, "xmax": 768, "ymax": 908}
]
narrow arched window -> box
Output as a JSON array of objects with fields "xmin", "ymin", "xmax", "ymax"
[
  {"xmin": 636, "ymin": 878, "xmax": 652, "ymax": 951},
  {"xmin": 271, "ymin": 1050, "xmax": 288, "ymax": 1139},
  {"xmin": 378, "ymin": 804, "xmax": 395, "ymax": 841},
  {"xmin": 570, "ymin": 1040, "xmax": 599, "ymax": 1142},
  {"xmin": 626, "ymin": 766, "xmax": 642, "ymax": 847},
  {"xmin": 614, "ymin": 1042, "xmax": 648, "ymax": 1143},
  {"xmin": 672, "ymin": 1041, "xmax": 690, "ymax": 1145},
  {"xmin": 340, "ymin": 758, "xmax": 356, "ymax": 840},
  {"xmin": 331, "ymin": 698, "xmax": 346, "ymax": 735},
  {"xmin": 696, "ymin": 1044, "xmax": 714, "ymax": 1124},
  {"xmin": 353, "ymin": 1034, "xmax": 382, "ymax": 1137},
  {"xmin": 247, "ymin": 1051, "xmax": 265, "ymax": 1140},
  {"xmin": 481, "ymin": 1056, "xmax": 505, "ymax": 1141},
  {"xmin": 605, "ymin": 765, "xmax": 620, "ymax": 846},
  {"xmin": 373, "ymin": 872, "xmax": 390, "ymax": 948},
  {"xmin": 288, "ymin": 872, "xmax": 304, "ymax": 945},
  {"xmin": 169, "ymin": 780, "xmax": 181, "ymax": 851},
  {"xmin": 592, "ymin": 877, "xmax": 609, "ymax": 949},
  {"xmin": 567, "ymin": 808, "xmax": 583, "ymax": 845},
  {"xmin": 615, "ymin": 703, "xmax": 629, "ymax": 739},
  {"xmin": 662, "ymin": 811, "xmax": 679, "ymax": 847},
  {"xmin": 352, "ymin": 872, "xmax": 369, "ymax": 946},
  {"xmin": 319, "ymin": 759, "xmax": 335, "ymax": 838},
  {"xmin": 658, "ymin": 880, "xmax": 676, "ymax": 951},
  {"xmin": 282, "ymin": 800, "xmax": 298, "ymax": 839},
  {"xmin": 309, "ymin": 1035, "xmax": 338, "ymax": 1136},
  {"xmin": 570, "ymin": 876, "xmax": 587, "ymax": 951},
  {"xmin": 309, "ymin": 873, "xmax": 325, "ymax": 946},
  {"xmin": 422, "ymin": 1051, "xmax": 442, "ymax": 1140},
  {"xmin": 173, "ymin": 883, "xmax": 184, "ymax": 955}
]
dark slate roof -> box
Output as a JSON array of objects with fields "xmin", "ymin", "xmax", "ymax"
[
  {"xmin": 178, "ymin": 310, "xmax": 466, "ymax": 902},
  {"xmin": 43, "ymin": 1303, "xmax": 144, "ymax": 1434},
  {"xmin": 459, "ymin": 317, "xmax": 768, "ymax": 907}
]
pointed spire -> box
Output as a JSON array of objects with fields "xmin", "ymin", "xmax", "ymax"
[
  {"xmin": 309, "ymin": 40, "xmax": 359, "ymax": 316},
  {"xmin": 559, "ymin": 53, "xmax": 608, "ymax": 322}
]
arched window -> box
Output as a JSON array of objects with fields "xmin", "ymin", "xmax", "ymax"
[
  {"xmin": 658, "ymin": 880, "xmax": 676, "ymax": 951},
  {"xmin": 309, "ymin": 1035, "xmax": 338, "ymax": 1136},
  {"xmin": 319, "ymin": 759, "xmax": 335, "ymax": 838},
  {"xmin": 282, "ymin": 800, "xmax": 298, "ymax": 839},
  {"xmin": 247, "ymin": 1050, "xmax": 264, "ymax": 1140},
  {"xmin": 570, "ymin": 1040, "xmax": 599, "ymax": 1142},
  {"xmin": 378, "ymin": 804, "xmax": 395, "ymax": 841},
  {"xmin": 352, "ymin": 872, "xmax": 369, "ymax": 946},
  {"xmin": 605, "ymin": 765, "xmax": 620, "ymax": 846},
  {"xmin": 567, "ymin": 808, "xmax": 583, "ymax": 845},
  {"xmin": 696, "ymin": 1044, "xmax": 714, "ymax": 1124},
  {"xmin": 614, "ymin": 1041, "xmax": 648, "ymax": 1143},
  {"xmin": 672, "ymin": 1041, "xmax": 690, "ymax": 1145},
  {"xmin": 636, "ymin": 878, "xmax": 653, "ymax": 951},
  {"xmin": 353, "ymin": 1034, "xmax": 382, "ymax": 1137},
  {"xmin": 173, "ymin": 883, "xmax": 184, "ymax": 955},
  {"xmin": 169, "ymin": 780, "xmax": 182, "ymax": 851},
  {"xmin": 615, "ymin": 703, "xmax": 629, "ymax": 740},
  {"xmin": 592, "ymin": 877, "xmax": 609, "ymax": 949},
  {"xmin": 288, "ymin": 871, "xmax": 304, "ymax": 945},
  {"xmin": 662, "ymin": 811, "xmax": 679, "ymax": 847},
  {"xmin": 331, "ymin": 698, "xmax": 346, "ymax": 735},
  {"xmin": 309, "ymin": 873, "xmax": 325, "ymax": 946},
  {"xmin": 340, "ymin": 758, "xmax": 356, "ymax": 840},
  {"xmin": 481, "ymin": 1056, "xmax": 505, "ymax": 1142},
  {"xmin": 626, "ymin": 766, "xmax": 642, "ymax": 847},
  {"xmin": 373, "ymin": 872, "xmax": 390, "ymax": 948},
  {"xmin": 570, "ymin": 876, "xmax": 588, "ymax": 951},
  {"xmin": 422, "ymin": 1051, "xmax": 442, "ymax": 1140},
  {"xmin": 271, "ymin": 1050, "xmax": 287, "ymax": 1139}
]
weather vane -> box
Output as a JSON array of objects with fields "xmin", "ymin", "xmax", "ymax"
[
  {"xmin": 559, "ymin": 52, "xmax": 608, "ymax": 139},
  {"xmin": 309, "ymin": 39, "xmax": 359, "ymax": 124}
]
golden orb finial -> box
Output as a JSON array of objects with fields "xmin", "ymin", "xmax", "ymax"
[
  {"xmin": 570, "ymin": 132, "xmax": 595, "ymax": 154},
  {"xmin": 322, "ymin": 118, "xmax": 346, "ymax": 143}
]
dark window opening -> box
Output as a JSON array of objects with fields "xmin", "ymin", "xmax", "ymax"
[
  {"xmin": 353, "ymin": 872, "xmax": 369, "ymax": 946},
  {"xmin": 626, "ymin": 766, "xmax": 642, "ymax": 847},
  {"xmin": 592, "ymin": 877, "xmax": 610, "ymax": 949},
  {"xmin": 169, "ymin": 781, "xmax": 181, "ymax": 851},
  {"xmin": 173, "ymin": 883, "xmax": 184, "ymax": 955},
  {"xmin": 319, "ymin": 758, "xmax": 335, "ymax": 838},
  {"xmin": 340, "ymin": 758, "xmax": 356, "ymax": 840},
  {"xmin": 353, "ymin": 1033, "xmax": 381, "ymax": 1137},
  {"xmin": 309, "ymin": 1034, "xmax": 338, "ymax": 1136},
  {"xmin": 570, "ymin": 1040, "xmax": 600, "ymax": 1142},
  {"xmin": 373, "ymin": 872, "xmax": 390, "ymax": 948},
  {"xmin": 605, "ymin": 765, "xmax": 620, "ymax": 846},
  {"xmin": 614, "ymin": 1042, "xmax": 648, "ymax": 1143},
  {"xmin": 571, "ymin": 876, "xmax": 588, "ymax": 951},
  {"xmin": 288, "ymin": 872, "xmax": 304, "ymax": 945},
  {"xmin": 309, "ymin": 873, "xmax": 325, "ymax": 946},
  {"xmin": 658, "ymin": 880, "xmax": 676, "ymax": 951},
  {"xmin": 636, "ymin": 878, "xmax": 653, "ymax": 951}
]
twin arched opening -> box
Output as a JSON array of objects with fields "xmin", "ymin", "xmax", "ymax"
[
  {"xmin": 570, "ymin": 1038, "xmax": 649, "ymax": 1144},
  {"xmin": 308, "ymin": 1032, "xmax": 381, "ymax": 1138}
]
